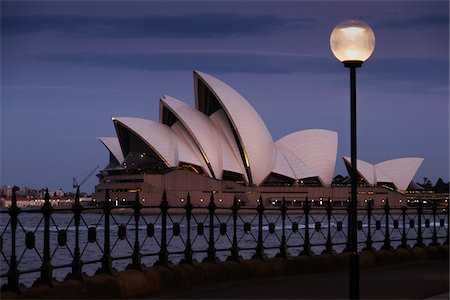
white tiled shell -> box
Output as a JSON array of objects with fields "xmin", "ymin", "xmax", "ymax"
[
  {"xmin": 375, "ymin": 158, "xmax": 424, "ymax": 191},
  {"xmin": 160, "ymin": 95, "xmax": 223, "ymax": 179},
  {"xmin": 276, "ymin": 129, "xmax": 338, "ymax": 186},
  {"xmin": 343, "ymin": 156, "xmax": 424, "ymax": 191},
  {"xmin": 194, "ymin": 71, "xmax": 276, "ymax": 186},
  {"xmin": 112, "ymin": 117, "xmax": 178, "ymax": 167},
  {"xmin": 373, "ymin": 167, "xmax": 393, "ymax": 184},
  {"xmin": 209, "ymin": 109, "xmax": 248, "ymax": 181},
  {"xmin": 97, "ymin": 137, "xmax": 124, "ymax": 163},
  {"xmin": 272, "ymin": 149, "xmax": 297, "ymax": 179},
  {"xmin": 171, "ymin": 121, "xmax": 212, "ymax": 178},
  {"xmin": 275, "ymin": 146, "xmax": 317, "ymax": 180},
  {"xmin": 271, "ymin": 148, "xmax": 296, "ymax": 179},
  {"xmin": 343, "ymin": 156, "xmax": 376, "ymax": 186}
]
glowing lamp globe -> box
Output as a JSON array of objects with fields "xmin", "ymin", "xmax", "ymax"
[{"xmin": 330, "ymin": 19, "xmax": 375, "ymax": 63}]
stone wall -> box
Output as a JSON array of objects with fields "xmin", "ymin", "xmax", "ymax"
[{"xmin": 2, "ymin": 245, "xmax": 448, "ymax": 299}]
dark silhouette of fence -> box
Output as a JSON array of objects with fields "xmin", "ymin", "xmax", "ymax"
[{"xmin": 1, "ymin": 187, "xmax": 448, "ymax": 293}]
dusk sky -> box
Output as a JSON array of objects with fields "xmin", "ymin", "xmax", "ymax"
[{"xmin": 1, "ymin": 1, "xmax": 448, "ymax": 193}]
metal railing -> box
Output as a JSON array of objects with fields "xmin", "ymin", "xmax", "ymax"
[{"xmin": 0, "ymin": 188, "xmax": 448, "ymax": 292}]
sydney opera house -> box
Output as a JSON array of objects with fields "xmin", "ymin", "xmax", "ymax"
[{"xmin": 95, "ymin": 71, "xmax": 423, "ymax": 208}]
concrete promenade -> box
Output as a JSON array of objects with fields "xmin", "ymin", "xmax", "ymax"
[{"xmin": 155, "ymin": 260, "xmax": 449, "ymax": 299}]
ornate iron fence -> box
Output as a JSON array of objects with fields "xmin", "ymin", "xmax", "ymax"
[{"xmin": 1, "ymin": 188, "xmax": 448, "ymax": 292}]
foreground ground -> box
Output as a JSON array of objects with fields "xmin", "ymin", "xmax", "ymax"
[{"xmin": 154, "ymin": 260, "xmax": 449, "ymax": 299}]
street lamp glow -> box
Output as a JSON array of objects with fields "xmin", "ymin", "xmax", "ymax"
[{"xmin": 330, "ymin": 19, "xmax": 375, "ymax": 63}]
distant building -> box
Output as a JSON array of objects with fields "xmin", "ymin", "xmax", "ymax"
[
  {"xmin": 95, "ymin": 71, "xmax": 425, "ymax": 208},
  {"xmin": 1, "ymin": 186, "xmax": 13, "ymax": 198}
]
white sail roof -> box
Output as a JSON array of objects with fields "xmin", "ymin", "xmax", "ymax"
[
  {"xmin": 276, "ymin": 129, "xmax": 338, "ymax": 186},
  {"xmin": 160, "ymin": 95, "xmax": 223, "ymax": 179},
  {"xmin": 271, "ymin": 148, "xmax": 296, "ymax": 179},
  {"xmin": 375, "ymin": 158, "xmax": 424, "ymax": 191},
  {"xmin": 209, "ymin": 109, "xmax": 248, "ymax": 180},
  {"xmin": 343, "ymin": 157, "xmax": 424, "ymax": 191},
  {"xmin": 101, "ymin": 71, "xmax": 428, "ymax": 191},
  {"xmin": 194, "ymin": 71, "xmax": 276, "ymax": 186},
  {"xmin": 343, "ymin": 156, "xmax": 376, "ymax": 185},
  {"xmin": 97, "ymin": 137, "xmax": 124, "ymax": 163},
  {"xmin": 171, "ymin": 121, "xmax": 212, "ymax": 177},
  {"xmin": 276, "ymin": 146, "xmax": 317, "ymax": 180},
  {"xmin": 112, "ymin": 117, "xmax": 178, "ymax": 167}
]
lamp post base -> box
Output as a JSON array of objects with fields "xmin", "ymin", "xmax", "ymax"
[{"xmin": 350, "ymin": 252, "xmax": 360, "ymax": 299}]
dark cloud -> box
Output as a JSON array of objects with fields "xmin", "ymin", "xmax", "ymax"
[
  {"xmin": 1, "ymin": 13, "xmax": 315, "ymax": 38},
  {"xmin": 374, "ymin": 15, "xmax": 448, "ymax": 30},
  {"xmin": 34, "ymin": 50, "xmax": 448, "ymax": 94},
  {"xmin": 362, "ymin": 57, "xmax": 449, "ymax": 95},
  {"xmin": 36, "ymin": 50, "xmax": 329, "ymax": 74}
]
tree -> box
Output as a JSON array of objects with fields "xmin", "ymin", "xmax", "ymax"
[
  {"xmin": 420, "ymin": 178, "xmax": 433, "ymax": 191},
  {"xmin": 434, "ymin": 178, "xmax": 449, "ymax": 194}
]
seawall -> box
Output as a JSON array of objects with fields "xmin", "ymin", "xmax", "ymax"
[{"xmin": 2, "ymin": 245, "xmax": 448, "ymax": 299}]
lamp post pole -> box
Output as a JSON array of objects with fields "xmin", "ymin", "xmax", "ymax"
[
  {"xmin": 330, "ymin": 19, "xmax": 375, "ymax": 300},
  {"xmin": 346, "ymin": 61, "xmax": 361, "ymax": 299}
]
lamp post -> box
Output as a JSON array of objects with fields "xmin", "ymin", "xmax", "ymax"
[{"xmin": 330, "ymin": 19, "xmax": 375, "ymax": 300}]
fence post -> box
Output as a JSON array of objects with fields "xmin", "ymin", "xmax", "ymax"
[
  {"xmin": 2, "ymin": 186, "xmax": 21, "ymax": 293},
  {"xmin": 399, "ymin": 205, "xmax": 408, "ymax": 249},
  {"xmin": 36, "ymin": 188, "xmax": 54, "ymax": 286},
  {"xmin": 301, "ymin": 196, "xmax": 312, "ymax": 255},
  {"xmin": 182, "ymin": 193, "xmax": 193, "ymax": 264},
  {"xmin": 345, "ymin": 197, "xmax": 352, "ymax": 252},
  {"xmin": 128, "ymin": 191, "xmax": 143, "ymax": 270},
  {"xmin": 228, "ymin": 196, "xmax": 240, "ymax": 261},
  {"xmin": 381, "ymin": 199, "xmax": 392, "ymax": 250},
  {"xmin": 277, "ymin": 197, "xmax": 288, "ymax": 258},
  {"xmin": 445, "ymin": 206, "xmax": 449, "ymax": 246},
  {"xmin": 254, "ymin": 195, "xmax": 266, "ymax": 259},
  {"xmin": 66, "ymin": 187, "xmax": 84, "ymax": 280},
  {"xmin": 323, "ymin": 198, "xmax": 334, "ymax": 255},
  {"xmin": 415, "ymin": 199, "xmax": 424, "ymax": 247},
  {"xmin": 97, "ymin": 189, "xmax": 113, "ymax": 274},
  {"xmin": 431, "ymin": 201, "xmax": 438, "ymax": 247},
  {"xmin": 364, "ymin": 200, "xmax": 373, "ymax": 251},
  {"xmin": 205, "ymin": 193, "xmax": 217, "ymax": 262},
  {"xmin": 155, "ymin": 190, "xmax": 169, "ymax": 267}
]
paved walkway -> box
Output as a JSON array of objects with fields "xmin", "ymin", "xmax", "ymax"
[{"xmin": 154, "ymin": 260, "xmax": 449, "ymax": 299}]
